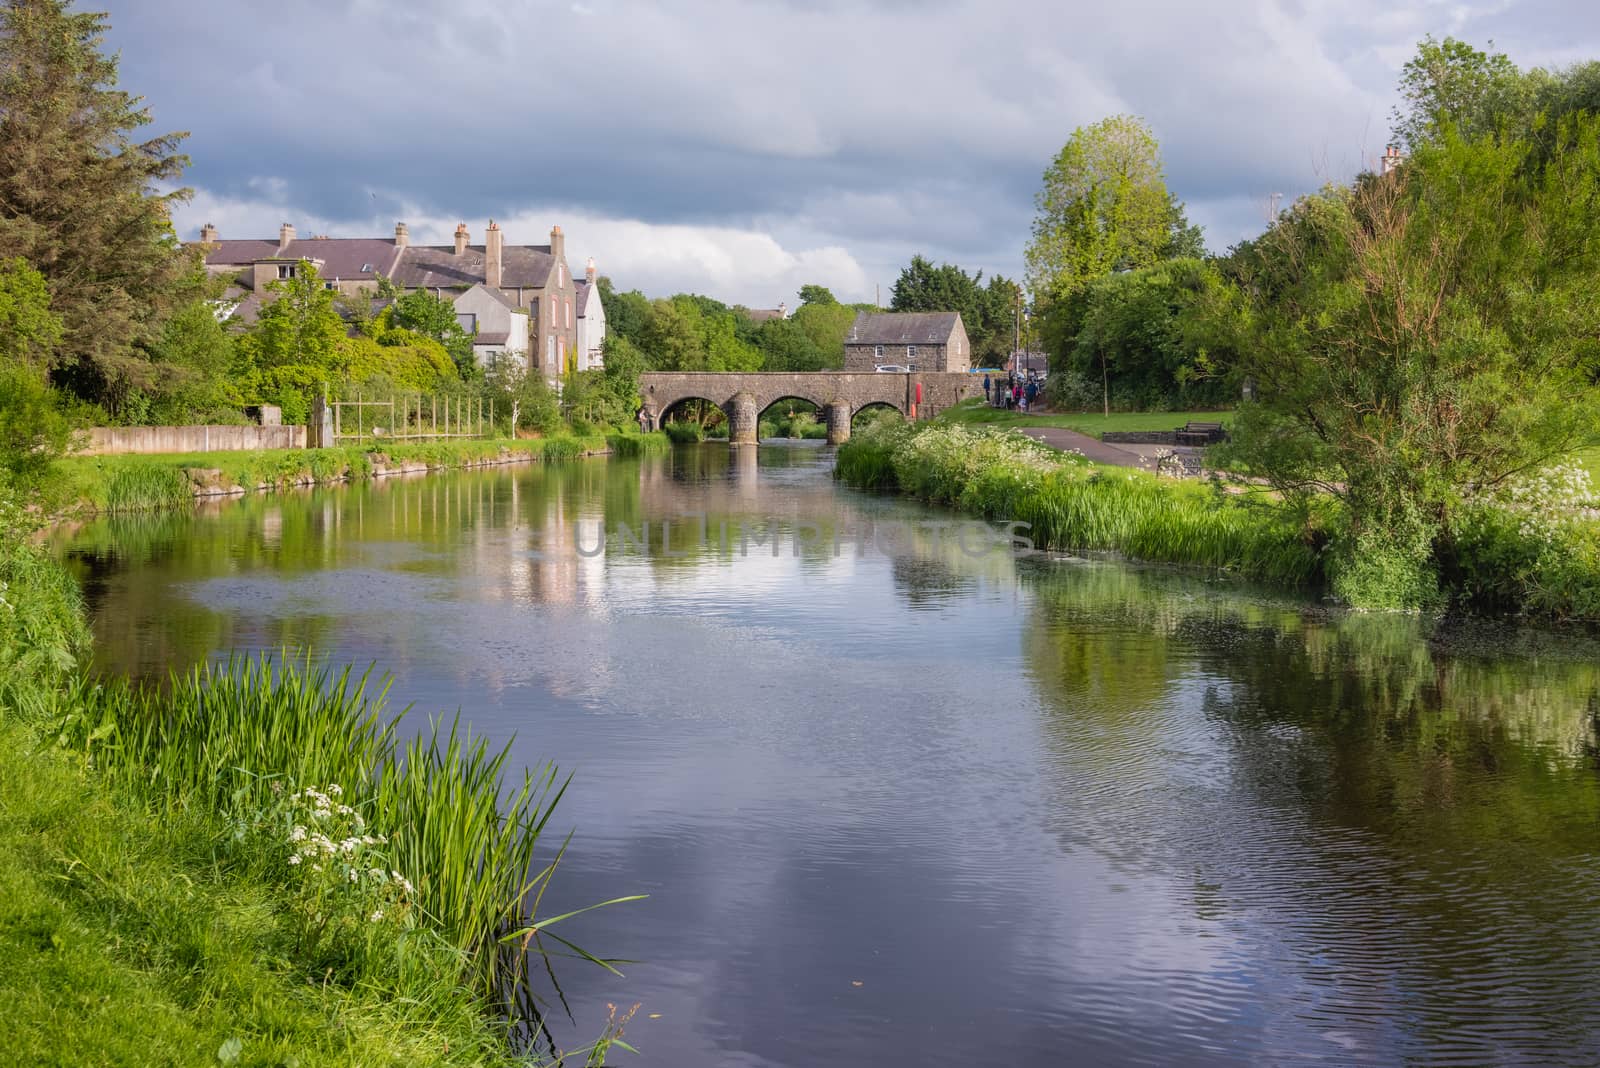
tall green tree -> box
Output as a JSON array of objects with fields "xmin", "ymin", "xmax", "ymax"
[
  {"xmin": 890, "ymin": 255, "xmax": 1022, "ymax": 366},
  {"xmin": 0, "ymin": 257, "xmax": 69, "ymax": 488},
  {"xmin": 1025, "ymin": 114, "xmax": 1198, "ymax": 310},
  {"xmin": 596, "ymin": 277, "xmax": 650, "ymax": 348},
  {"xmin": 0, "ymin": 0, "xmax": 199, "ymax": 414},
  {"xmin": 387, "ymin": 289, "xmax": 474, "ymax": 376},
  {"xmin": 1390, "ymin": 36, "xmax": 1537, "ymax": 150},
  {"xmin": 1212, "ymin": 119, "xmax": 1600, "ymax": 608}
]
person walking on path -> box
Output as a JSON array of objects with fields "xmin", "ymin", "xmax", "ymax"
[
  {"xmin": 1024, "ymin": 378, "xmax": 1038, "ymax": 412},
  {"xmin": 983, "ymin": 374, "xmax": 992, "ymax": 406}
]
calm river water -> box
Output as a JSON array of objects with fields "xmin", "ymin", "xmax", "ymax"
[{"xmin": 55, "ymin": 443, "xmax": 1600, "ymax": 1066}]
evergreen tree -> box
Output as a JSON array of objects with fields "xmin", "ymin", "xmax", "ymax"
[{"xmin": 0, "ymin": 0, "xmax": 198, "ymax": 414}]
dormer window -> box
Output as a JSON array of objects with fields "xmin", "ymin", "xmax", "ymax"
[{"xmin": 277, "ymin": 264, "xmax": 297, "ymax": 279}]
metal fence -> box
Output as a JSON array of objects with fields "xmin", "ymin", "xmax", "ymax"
[{"xmin": 330, "ymin": 391, "xmax": 494, "ymax": 445}]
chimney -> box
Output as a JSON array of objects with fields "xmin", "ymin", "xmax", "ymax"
[
  {"xmin": 585, "ymin": 256, "xmax": 596, "ymax": 284},
  {"xmin": 454, "ymin": 222, "xmax": 470, "ymax": 256},
  {"xmin": 485, "ymin": 219, "xmax": 503, "ymax": 290},
  {"xmin": 778, "ymin": 301, "xmax": 787, "ymax": 319},
  {"xmin": 1382, "ymin": 144, "xmax": 1403, "ymax": 175},
  {"xmin": 200, "ymin": 222, "xmax": 218, "ymax": 243},
  {"xmin": 394, "ymin": 221, "xmax": 409, "ymax": 248},
  {"xmin": 278, "ymin": 222, "xmax": 295, "ymax": 253},
  {"xmin": 549, "ymin": 224, "xmax": 565, "ymax": 267}
]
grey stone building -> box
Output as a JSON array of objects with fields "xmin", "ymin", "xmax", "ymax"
[{"xmin": 842, "ymin": 311, "xmax": 970, "ymax": 372}]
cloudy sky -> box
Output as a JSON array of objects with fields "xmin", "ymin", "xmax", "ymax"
[{"xmin": 105, "ymin": 0, "xmax": 1600, "ymax": 307}]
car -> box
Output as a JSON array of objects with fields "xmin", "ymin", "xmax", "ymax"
[{"xmin": 875, "ymin": 364, "xmax": 911, "ymax": 373}]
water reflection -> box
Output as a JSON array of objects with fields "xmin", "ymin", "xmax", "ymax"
[{"xmin": 53, "ymin": 445, "xmax": 1600, "ymax": 1066}]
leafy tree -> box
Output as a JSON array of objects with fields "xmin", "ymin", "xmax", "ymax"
[
  {"xmin": 1025, "ymin": 115, "xmax": 1197, "ymax": 304},
  {"xmin": 335, "ymin": 334, "xmax": 457, "ymax": 393},
  {"xmin": 596, "ymin": 277, "xmax": 650, "ymax": 348},
  {"xmin": 0, "ymin": 255, "xmax": 60, "ymax": 369},
  {"xmin": 141, "ymin": 296, "xmax": 236, "ymax": 422},
  {"xmin": 788, "ymin": 301, "xmax": 853, "ymax": 367},
  {"xmin": 0, "ymin": 257, "xmax": 69, "ymax": 487},
  {"xmin": 797, "ymin": 284, "xmax": 837, "ymax": 306},
  {"xmin": 482, "ymin": 356, "xmax": 560, "ymax": 434},
  {"xmin": 0, "ymin": 0, "xmax": 200, "ymax": 414},
  {"xmin": 387, "ymin": 289, "xmax": 473, "ymax": 376},
  {"xmin": 1211, "ymin": 119, "xmax": 1600, "ymax": 607},
  {"xmin": 703, "ymin": 312, "xmax": 762, "ymax": 372},
  {"xmin": 640, "ymin": 298, "xmax": 705, "ymax": 371},
  {"xmin": 241, "ymin": 262, "xmax": 347, "ymax": 372},
  {"xmin": 1027, "ymin": 115, "xmax": 1201, "ymax": 365},
  {"xmin": 1391, "ymin": 36, "xmax": 1535, "ymax": 150},
  {"xmin": 889, "ymin": 255, "xmax": 1022, "ymax": 366},
  {"xmin": 1063, "ymin": 258, "xmax": 1233, "ymax": 413},
  {"xmin": 755, "ymin": 318, "xmax": 826, "ymax": 371}
]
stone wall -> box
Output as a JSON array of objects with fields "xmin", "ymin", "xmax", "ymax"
[
  {"xmin": 79, "ymin": 424, "xmax": 307, "ymax": 455},
  {"xmin": 843, "ymin": 343, "xmax": 951, "ymax": 373}
]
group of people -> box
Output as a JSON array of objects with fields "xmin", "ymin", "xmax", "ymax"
[{"xmin": 983, "ymin": 371, "xmax": 1041, "ymax": 413}]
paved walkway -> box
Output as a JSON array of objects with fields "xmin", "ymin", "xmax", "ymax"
[{"xmin": 1017, "ymin": 422, "xmax": 1203, "ymax": 473}]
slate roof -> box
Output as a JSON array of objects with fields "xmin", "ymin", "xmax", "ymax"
[
  {"xmin": 846, "ymin": 311, "xmax": 962, "ymax": 345},
  {"xmin": 473, "ymin": 331, "xmax": 511, "ymax": 346},
  {"xmin": 204, "ymin": 238, "xmax": 403, "ymax": 280},
  {"xmin": 574, "ymin": 279, "xmax": 591, "ymax": 316},
  {"xmin": 200, "ymin": 237, "xmax": 558, "ymax": 290},
  {"xmin": 451, "ymin": 284, "xmax": 522, "ymax": 312},
  {"xmin": 390, "ymin": 245, "xmax": 555, "ymax": 289}
]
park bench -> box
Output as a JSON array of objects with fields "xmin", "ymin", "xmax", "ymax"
[{"xmin": 1175, "ymin": 421, "xmax": 1226, "ymax": 446}]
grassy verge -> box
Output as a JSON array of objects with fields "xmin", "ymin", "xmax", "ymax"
[
  {"xmin": 46, "ymin": 431, "xmax": 650, "ymax": 516},
  {"xmin": 837, "ymin": 421, "xmax": 1324, "ymax": 586},
  {"xmin": 0, "ymin": 492, "xmax": 640, "ymax": 1064},
  {"xmin": 938, "ymin": 399, "xmax": 1234, "ymax": 436},
  {"xmin": 840, "ymin": 421, "xmax": 1600, "ymax": 621}
]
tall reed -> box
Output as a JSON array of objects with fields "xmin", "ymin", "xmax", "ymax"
[{"xmin": 60, "ymin": 654, "xmax": 635, "ymax": 1030}]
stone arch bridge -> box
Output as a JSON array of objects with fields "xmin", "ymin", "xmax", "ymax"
[{"xmin": 639, "ymin": 372, "xmax": 983, "ymax": 444}]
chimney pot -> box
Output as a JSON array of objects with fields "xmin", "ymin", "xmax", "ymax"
[
  {"xmin": 200, "ymin": 222, "xmax": 218, "ymax": 243},
  {"xmin": 454, "ymin": 222, "xmax": 469, "ymax": 257},
  {"xmin": 278, "ymin": 222, "xmax": 295, "ymax": 253}
]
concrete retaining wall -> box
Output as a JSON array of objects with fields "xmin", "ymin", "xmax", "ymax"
[{"xmin": 79, "ymin": 424, "xmax": 307, "ymax": 455}]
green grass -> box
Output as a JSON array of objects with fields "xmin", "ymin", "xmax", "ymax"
[
  {"xmin": 938, "ymin": 399, "xmax": 1234, "ymax": 436},
  {"xmin": 0, "ymin": 716, "xmax": 525, "ymax": 1067},
  {"xmin": 0, "ymin": 497, "xmax": 640, "ymax": 1064},
  {"xmin": 837, "ymin": 421, "xmax": 1324, "ymax": 587}
]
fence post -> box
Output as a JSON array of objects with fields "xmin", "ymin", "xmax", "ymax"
[
  {"xmin": 357, "ymin": 389, "xmax": 363, "ymax": 446},
  {"xmin": 389, "ymin": 398, "xmax": 395, "ymax": 441},
  {"xmin": 432, "ymin": 395, "xmax": 438, "ymax": 437}
]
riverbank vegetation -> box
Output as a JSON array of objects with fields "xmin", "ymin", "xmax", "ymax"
[
  {"xmin": 838, "ymin": 420, "xmax": 1600, "ymax": 621},
  {"xmin": 1018, "ymin": 38, "xmax": 1600, "ymax": 612},
  {"xmin": 1, "ymin": 469, "xmax": 640, "ymax": 1063}
]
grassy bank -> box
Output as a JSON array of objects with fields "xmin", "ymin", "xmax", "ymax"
[
  {"xmin": 47, "ymin": 430, "xmax": 669, "ymax": 516},
  {"xmin": 838, "ymin": 421, "xmax": 1600, "ymax": 620},
  {"xmin": 837, "ymin": 421, "xmax": 1323, "ymax": 586},
  {"xmin": 0, "ymin": 495, "xmax": 639, "ymax": 1064}
]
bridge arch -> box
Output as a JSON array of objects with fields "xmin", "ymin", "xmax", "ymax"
[{"xmin": 638, "ymin": 371, "xmax": 981, "ymax": 445}]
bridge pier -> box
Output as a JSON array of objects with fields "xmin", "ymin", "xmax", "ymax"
[
  {"xmin": 825, "ymin": 400, "xmax": 851, "ymax": 445},
  {"xmin": 725, "ymin": 391, "xmax": 759, "ymax": 446}
]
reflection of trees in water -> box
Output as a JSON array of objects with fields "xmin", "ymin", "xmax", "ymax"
[{"xmin": 1019, "ymin": 561, "xmax": 1600, "ymax": 1059}]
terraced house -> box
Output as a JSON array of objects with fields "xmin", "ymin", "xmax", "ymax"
[{"xmin": 196, "ymin": 220, "xmax": 602, "ymax": 379}]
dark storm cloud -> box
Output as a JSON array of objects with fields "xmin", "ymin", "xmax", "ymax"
[{"xmin": 99, "ymin": 0, "xmax": 1600, "ymax": 303}]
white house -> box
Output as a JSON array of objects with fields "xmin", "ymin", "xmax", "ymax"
[
  {"xmin": 451, "ymin": 284, "xmax": 530, "ymax": 368},
  {"xmin": 574, "ymin": 257, "xmax": 606, "ymax": 371}
]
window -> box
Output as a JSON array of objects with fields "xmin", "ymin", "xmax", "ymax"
[
  {"xmin": 277, "ymin": 264, "xmax": 297, "ymax": 279},
  {"xmin": 566, "ymin": 300, "xmax": 572, "ymax": 329},
  {"xmin": 547, "ymin": 334, "xmax": 555, "ymax": 368},
  {"xmin": 907, "ymin": 345, "xmax": 917, "ymax": 360},
  {"xmin": 874, "ymin": 345, "xmax": 883, "ymax": 359},
  {"xmin": 360, "ymin": 262, "xmax": 373, "ymax": 272},
  {"xmin": 323, "ymin": 281, "xmax": 335, "ymax": 290}
]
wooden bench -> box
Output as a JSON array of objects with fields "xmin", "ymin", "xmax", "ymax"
[{"xmin": 1175, "ymin": 421, "xmax": 1226, "ymax": 446}]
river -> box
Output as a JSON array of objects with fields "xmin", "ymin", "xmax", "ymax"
[{"xmin": 54, "ymin": 443, "xmax": 1600, "ymax": 1066}]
